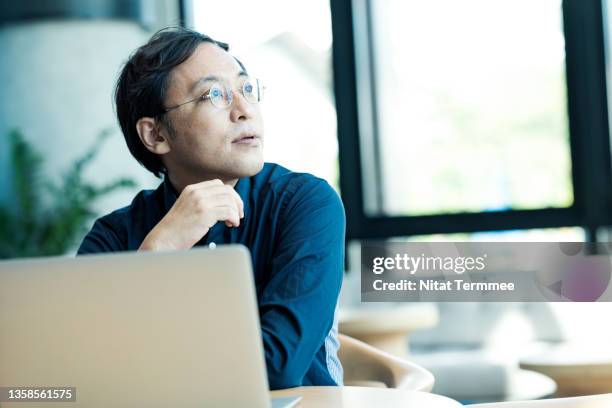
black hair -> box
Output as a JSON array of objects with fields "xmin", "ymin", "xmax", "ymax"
[{"xmin": 115, "ymin": 27, "xmax": 229, "ymax": 178}]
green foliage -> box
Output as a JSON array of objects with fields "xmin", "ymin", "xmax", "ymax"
[{"xmin": 0, "ymin": 129, "xmax": 136, "ymax": 259}]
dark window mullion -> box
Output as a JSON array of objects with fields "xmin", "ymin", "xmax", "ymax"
[{"xmin": 563, "ymin": 0, "xmax": 612, "ymax": 240}]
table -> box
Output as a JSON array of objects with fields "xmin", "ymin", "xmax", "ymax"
[
  {"xmin": 520, "ymin": 344, "xmax": 612, "ymax": 397},
  {"xmin": 456, "ymin": 369, "xmax": 557, "ymax": 404},
  {"xmin": 270, "ymin": 386, "xmax": 461, "ymax": 408},
  {"xmin": 339, "ymin": 304, "xmax": 438, "ymax": 357}
]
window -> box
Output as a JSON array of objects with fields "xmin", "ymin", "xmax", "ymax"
[
  {"xmin": 368, "ymin": 0, "xmax": 572, "ymax": 217},
  {"xmin": 332, "ymin": 0, "xmax": 612, "ymax": 240}
]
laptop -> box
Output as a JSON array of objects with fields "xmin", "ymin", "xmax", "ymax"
[{"xmin": 0, "ymin": 245, "xmax": 301, "ymax": 408}]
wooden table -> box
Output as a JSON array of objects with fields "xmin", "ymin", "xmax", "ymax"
[
  {"xmin": 270, "ymin": 386, "xmax": 461, "ymax": 408},
  {"xmin": 339, "ymin": 304, "xmax": 438, "ymax": 358},
  {"xmin": 520, "ymin": 344, "xmax": 612, "ymax": 397},
  {"xmin": 456, "ymin": 369, "xmax": 557, "ymax": 403}
]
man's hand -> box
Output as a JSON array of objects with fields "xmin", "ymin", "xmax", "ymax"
[{"xmin": 139, "ymin": 179, "xmax": 244, "ymax": 251}]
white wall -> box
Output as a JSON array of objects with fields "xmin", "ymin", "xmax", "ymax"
[{"xmin": 0, "ymin": 20, "xmax": 161, "ymax": 226}]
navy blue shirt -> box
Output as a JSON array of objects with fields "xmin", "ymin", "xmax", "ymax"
[{"xmin": 77, "ymin": 163, "xmax": 345, "ymax": 389}]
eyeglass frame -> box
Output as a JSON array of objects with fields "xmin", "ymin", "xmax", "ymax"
[{"xmin": 161, "ymin": 76, "xmax": 265, "ymax": 114}]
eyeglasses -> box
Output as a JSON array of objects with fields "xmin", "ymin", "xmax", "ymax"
[{"xmin": 163, "ymin": 76, "xmax": 265, "ymax": 113}]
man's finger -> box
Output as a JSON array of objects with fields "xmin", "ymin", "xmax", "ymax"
[
  {"xmin": 214, "ymin": 205, "xmax": 240, "ymax": 228},
  {"xmin": 195, "ymin": 185, "xmax": 244, "ymax": 218},
  {"xmin": 231, "ymin": 188, "xmax": 244, "ymax": 218}
]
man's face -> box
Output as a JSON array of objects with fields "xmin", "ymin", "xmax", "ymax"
[{"xmin": 161, "ymin": 43, "xmax": 264, "ymax": 181}]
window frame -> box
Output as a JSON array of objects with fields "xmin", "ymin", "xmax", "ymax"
[{"xmin": 330, "ymin": 0, "xmax": 612, "ymax": 241}]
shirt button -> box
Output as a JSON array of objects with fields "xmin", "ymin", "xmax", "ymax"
[{"xmin": 209, "ymin": 242, "xmax": 216, "ymax": 249}]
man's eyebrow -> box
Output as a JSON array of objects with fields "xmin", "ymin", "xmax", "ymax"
[
  {"xmin": 190, "ymin": 71, "xmax": 249, "ymax": 93},
  {"xmin": 190, "ymin": 75, "xmax": 220, "ymax": 93}
]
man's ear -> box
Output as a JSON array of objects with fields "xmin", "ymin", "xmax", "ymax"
[{"xmin": 136, "ymin": 117, "xmax": 171, "ymax": 155}]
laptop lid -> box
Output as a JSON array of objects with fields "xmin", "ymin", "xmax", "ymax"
[{"xmin": 0, "ymin": 245, "xmax": 271, "ymax": 407}]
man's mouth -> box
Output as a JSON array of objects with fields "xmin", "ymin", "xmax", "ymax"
[{"xmin": 232, "ymin": 133, "xmax": 260, "ymax": 144}]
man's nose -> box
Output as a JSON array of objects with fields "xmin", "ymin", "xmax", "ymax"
[{"xmin": 229, "ymin": 89, "xmax": 254, "ymax": 122}]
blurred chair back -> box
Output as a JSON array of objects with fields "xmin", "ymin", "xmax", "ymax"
[{"xmin": 338, "ymin": 333, "xmax": 434, "ymax": 391}]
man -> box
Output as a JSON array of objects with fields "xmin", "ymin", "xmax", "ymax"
[{"xmin": 77, "ymin": 27, "xmax": 345, "ymax": 390}]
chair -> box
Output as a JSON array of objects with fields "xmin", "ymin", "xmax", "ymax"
[
  {"xmin": 338, "ymin": 333, "xmax": 434, "ymax": 391},
  {"xmin": 469, "ymin": 393, "xmax": 612, "ymax": 407}
]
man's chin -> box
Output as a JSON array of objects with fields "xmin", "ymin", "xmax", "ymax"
[{"xmin": 230, "ymin": 157, "xmax": 265, "ymax": 178}]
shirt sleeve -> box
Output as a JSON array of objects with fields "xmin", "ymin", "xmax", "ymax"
[
  {"xmin": 259, "ymin": 176, "xmax": 345, "ymax": 389},
  {"xmin": 76, "ymin": 216, "xmax": 126, "ymax": 255}
]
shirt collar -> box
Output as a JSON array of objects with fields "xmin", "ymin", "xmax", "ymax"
[
  {"xmin": 162, "ymin": 176, "xmax": 179, "ymax": 213},
  {"xmin": 234, "ymin": 176, "xmax": 251, "ymax": 218}
]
